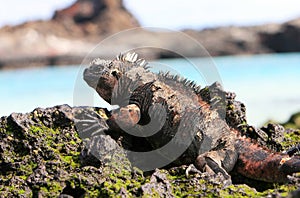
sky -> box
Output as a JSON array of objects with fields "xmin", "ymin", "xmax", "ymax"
[{"xmin": 1, "ymin": 0, "xmax": 300, "ymax": 29}]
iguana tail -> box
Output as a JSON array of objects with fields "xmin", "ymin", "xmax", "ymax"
[{"xmin": 235, "ymin": 137, "xmax": 300, "ymax": 183}]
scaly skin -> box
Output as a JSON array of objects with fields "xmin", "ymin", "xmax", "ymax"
[{"xmin": 83, "ymin": 52, "xmax": 300, "ymax": 183}]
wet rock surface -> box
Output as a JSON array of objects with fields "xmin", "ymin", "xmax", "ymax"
[{"xmin": 0, "ymin": 93, "xmax": 299, "ymax": 197}]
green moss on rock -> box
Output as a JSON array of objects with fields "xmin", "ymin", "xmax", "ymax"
[
  {"xmin": 283, "ymin": 112, "xmax": 300, "ymax": 129},
  {"xmin": 0, "ymin": 105, "xmax": 299, "ymax": 197}
]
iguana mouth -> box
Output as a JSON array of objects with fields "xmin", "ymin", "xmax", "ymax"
[
  {"xmin": 83, "ymin": 65, "xmax": 103, "ymax": 89},
  {"xmin": 83, "ymin": 59, "xmax": 115, "ymax": 89}
]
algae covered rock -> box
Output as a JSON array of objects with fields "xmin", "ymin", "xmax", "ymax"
[
  {"xmin": 0, "ymin": 104, "xmax": 299, "ymax": 197},
  {"xmin": 0, "ymin": 105, "xmax": 139, "ymax": 197},
  {"xmin": 283, "ymin": 112, "xmax": 300, "ymax": 130}
]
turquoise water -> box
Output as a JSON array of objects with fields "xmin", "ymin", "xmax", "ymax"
[{"xmin": 1, "ymin": 53, "xmax": 300, "ymax": 127}]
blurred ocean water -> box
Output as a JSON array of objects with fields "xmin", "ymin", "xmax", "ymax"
[{"xmin": 0, "ymin": 53, "xmax": 299, "ymax": 127}]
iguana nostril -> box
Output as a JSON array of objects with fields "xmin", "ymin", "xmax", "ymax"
[{"xmin": 111, "ymin": 69, "xmax": 120, "ymax": 79}]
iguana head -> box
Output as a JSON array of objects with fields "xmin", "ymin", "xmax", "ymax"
[{"xmin": 83, "ymin": 52, "xmax": 148, "ymax": 103}]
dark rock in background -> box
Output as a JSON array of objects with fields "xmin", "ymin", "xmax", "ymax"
[
  {"xmin": 1, "ymin": 0, "xmax": 300, "ymax": 68},
  {"xmin": 0, "ymin": 0, "xmax": 139, "ymax": 69},
  {"xmin": 260, "ymin": 19, "xmax": 300, "ymax": 52},
  {"xmin": 52, "ymin": 0, "xmax": 139, "ymax": 36}
]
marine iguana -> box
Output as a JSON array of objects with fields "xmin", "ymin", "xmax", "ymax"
[{"xmin": 83, "ymin": 52, "xmax": 300, "ymax": 183}]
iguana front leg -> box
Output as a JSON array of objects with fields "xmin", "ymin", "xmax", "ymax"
[{"xmin": 108, "ymin": 104, "xmax": 141, "ymax": 132}]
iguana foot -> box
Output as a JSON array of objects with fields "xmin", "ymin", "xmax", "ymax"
[
  {"xmin": 186, "ymin": 148, "xmax": 238, "ymax": 187},
  {"xmin": 186, "ymin": 162, "xmax": 232, "ymax": 187},
  {"xmin": 185, "ymin": 164, "xmax": 202, "ymax": 178},
  {"xmin": 194, "ymin": 152, "xmax": 232, "ymax": 180}
]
